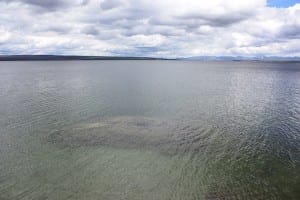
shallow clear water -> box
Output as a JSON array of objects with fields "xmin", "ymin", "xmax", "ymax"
[{"xmin": 0, "ymin": 60, "xmax": 299, "ymax": 200}]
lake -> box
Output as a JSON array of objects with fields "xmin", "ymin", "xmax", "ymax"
[{"xmin": 0, "ymin": 60, "xmax": 299, "ymax": 199}]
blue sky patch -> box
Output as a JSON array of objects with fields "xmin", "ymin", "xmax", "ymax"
[{"xmin": 268, "ymin": 0, "xmax": 299, "ymax": 7}]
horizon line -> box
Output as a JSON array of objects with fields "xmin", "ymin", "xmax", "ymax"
[{"xmin": 0, "ymin": 54, "xmax": 300, "ymax": 61}]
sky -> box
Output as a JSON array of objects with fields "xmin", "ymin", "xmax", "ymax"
[
  {"xmin": 0, "ymin": 0, "xmax": 299, "ymax": 58},
  {"xmin": 268, "ymin": 0, "xmax": 299, "ymax": 7}
]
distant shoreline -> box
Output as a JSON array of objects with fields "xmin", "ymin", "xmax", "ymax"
[
  {"xmin": 0, "ymin": 55, "xmax": 299, "ymax": 62},
  {"xmin": 0, "ymin": 55, "xmax": 170, "ymax": 61}
]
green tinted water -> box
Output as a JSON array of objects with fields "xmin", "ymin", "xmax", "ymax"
[{"xmin": 0, "ymin": 61, "xmax": 299, "ymax": 199}]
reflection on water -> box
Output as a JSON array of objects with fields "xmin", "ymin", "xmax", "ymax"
[{"xmin": 0, "ymin": 61, "xmax": 299, "ymax": 199}]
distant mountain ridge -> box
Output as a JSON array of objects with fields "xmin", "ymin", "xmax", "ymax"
[{"xmin": 181, "ymin": 56, "xmax": 300, "ymax": 61}]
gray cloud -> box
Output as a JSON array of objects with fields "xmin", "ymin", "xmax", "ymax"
[
  {"xmin": 0, "ymin": 0, "xmax": 90, "ymax": 11},
  {"xmin": 100, "ymin": 0, "xmax": 122, "ymax": 10},
  {"xmin": 279, "ymin": 24, "xmax": 300, "ymax": 39},
  {"xmin": 20, "ymin": 0, "xmax": 67, "ymax": 9},
  {"xmin": 81, "ymin": 26, "xmax": 99, "ymax": 36}
]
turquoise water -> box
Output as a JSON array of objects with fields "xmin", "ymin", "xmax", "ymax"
[{"xmin": 0, "ymin": 61, "xmax": 299, "ymax": 199}]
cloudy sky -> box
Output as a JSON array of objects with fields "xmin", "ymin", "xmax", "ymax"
[{"xmin": 0, "ymin": 0, "xmax": 299, "ymax": 57}]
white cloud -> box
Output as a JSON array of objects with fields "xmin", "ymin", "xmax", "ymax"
[{"xmin": 0, "ymin": 0, "xmax": 299, "ymax": 57}]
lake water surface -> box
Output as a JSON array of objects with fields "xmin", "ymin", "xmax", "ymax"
[{"xmin": 0, "ymin": 61, "xmax": 299, "ymax": 199}]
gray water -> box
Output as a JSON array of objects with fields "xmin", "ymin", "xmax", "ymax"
[{"xmin": 0, "ymin": 60, "xmax": 299, "ymax": 200}]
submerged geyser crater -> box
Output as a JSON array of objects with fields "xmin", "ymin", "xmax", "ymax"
[{"xmin": 49, "ymin": 116, "xmax": 213, "ymax": 155}]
